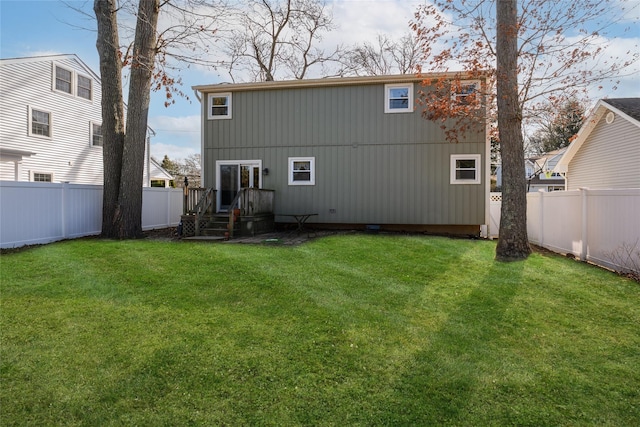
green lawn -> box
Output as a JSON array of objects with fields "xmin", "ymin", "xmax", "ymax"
[{"xmin": 1, "ymin": 234, "xmax": 638, "ymax": 426}]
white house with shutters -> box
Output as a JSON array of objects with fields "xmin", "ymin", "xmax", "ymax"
[{"xmin": 0, "ymin": 54, "xmax": 173, "ymax": 186}]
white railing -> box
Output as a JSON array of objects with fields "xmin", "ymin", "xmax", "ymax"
[
  {"xmin": 0, "ymin": 181, "xmax": 182, "ymax": 249},
  {"xmin": 491, "ymin": 188, "xmax": 640, "ymax": 273}
]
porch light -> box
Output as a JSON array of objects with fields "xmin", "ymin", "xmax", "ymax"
[{"xmin": 263, "ymin": 168, "xmax": 269, "ymax": 176}]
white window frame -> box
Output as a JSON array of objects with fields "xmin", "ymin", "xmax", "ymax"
[
  {"xmin": 30, "ymin": 171, "xmax": 54, "ymax": 183},
  {"xmin": 91, "ymin": 122, "xmax": 103, "ymax": 147},
  {"xmin": 53, "ymin": 64, "xmax": 74, "ymax": 95},
  {"xmin": 208, "ymin": 93, "xmax": 232, "ymax": 120},
  {"xmin": 288, "ymin": 157, "xmax": 315, "ymax": 186},
  {"xmin": 28, "ymin": 106, "xmax": 52, "ymax": 138},
  {"xmin": 451, "ymin": 80, "xmax": 481, "ymax": 108},
  {"xmin": 77, "ymin": 73, "xmax": 93, "ymax": 101},
  {"xmin": 450, "ymin": 154, "xmax": 481, "ymax": 184},
  {"xmin": 384, "ymin": 83, "xmax": 414, "ymax": 114}
]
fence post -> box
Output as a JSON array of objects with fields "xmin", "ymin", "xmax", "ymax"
[
  {"xmin": 579, "ymin": 187, "xmax": 589, "ymax": 261},
  {"xmin": 538, "ymin": 190, "xmax": 545, "ymax": 248},
  {"xmin": 62, "ymin": 182, "xmax": 69, "ymax": 239}
]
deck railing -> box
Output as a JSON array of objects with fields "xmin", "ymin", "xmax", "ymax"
[
  {"xmin": 183, "ymin": 187, "xmax": 215, "ymax": 215},
  {"xmin": 227, "ymin": 188, "xmax": 275, "ymax": 238}
]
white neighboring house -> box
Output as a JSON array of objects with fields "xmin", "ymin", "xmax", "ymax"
[
  {"xmin": 0, "ymin": 54, "xmax": 173, "ymax": 186},
  {"xmin": 555, "ymin": 98, "xmax": 640, "ymax": 190},
  {"xmin": 494, "ymin": 147, "xmax": 566, "ymax": 192}
]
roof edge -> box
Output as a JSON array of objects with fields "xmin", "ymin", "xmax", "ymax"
[{"xmin": 192, "ymin": 71, "xmax": 487, "ymax": 93}]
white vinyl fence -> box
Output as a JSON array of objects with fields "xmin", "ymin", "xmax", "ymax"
[
  {"xmin": 0, "ymin": 181, "xmax": 183, "ymax": 249},
  {"xmin": 490, "ymin": 189, "xmax": 640, "ymax": 273}
]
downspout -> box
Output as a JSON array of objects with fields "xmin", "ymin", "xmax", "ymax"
[{"xmin": 194, "ymin": 89, "xmax": 204, "ymax": 186}]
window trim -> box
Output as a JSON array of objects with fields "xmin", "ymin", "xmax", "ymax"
[
  {"xmin": 91, "ymin": 122, "xmax": 103, "ymax": 147},
  {"xmin": 384, "ymin": 83, "xmax": 414, "ymax": 114},
  {"xmin": 288, "ymin": 156, "xmax": 315, "ymax": 186},
  {"xmin": 450, "ymin": 154, "xmax": 481, "ymax": 184},
  {"xmin": 207, "ymin": 92, "xmax": 232, "ymax": 120},
  {"xmin": 77, "ymin": 73, "xmax": 93, "ymax": 101},
  {"xmin": 53, "ymin": 64, "xmax": 74, "ymax": 95},
  {"xmin": 451, "ymin": 79, "xmax": 481, "ymax": 108},
  {"xmin": 30, "ymin": 171, "xmax": 54, "ymax": 183},
  {"xmin": 28, "ymin": 106, "xmax": 52, "ymax": 138}
]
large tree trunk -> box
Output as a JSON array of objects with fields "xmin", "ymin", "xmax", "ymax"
[
  {"xmin": 495, "ymin": 0, "xmax": 531, "ymax": 261},
  {"xmin": 116, "ymin": 0, "xmax": 160, "ymax": 238},
  {"xmin": 94, "ymin": 0, "xmax": 126, "ymax": 238}
]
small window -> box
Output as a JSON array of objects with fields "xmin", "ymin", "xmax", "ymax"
[
  {"xmin": 92, "ymin": 122, "xmax": 103, "ymax": 147},
  {"xmin": 384, "ymin": 83, "xmax": 413, "ymax": 113},
  {"xmin": 288, "ymin": 157, "xmax": 315, "ymax": 185},
  {"xmin": 208, "ymin": 93, "xmax": 232, "ymax": 119},
  {"xmin": 452, "ymin": 80, "xmax": 480, "ymax": 107},
  {"xmin": 451, "ymin": 154, "xmax": 481, "ymax": 184},
  {"xmin": 55, "ymin": 65, "xmax": 73, "ymax": 94},
  {"xmin": 29, "ymin": 107, "xmax": 52, "ymax": 137},
  {"xmin": 31, "ymin": 172, "xmax": 53, "ymax": 182},
  {"xmin": 77, "ymin": 75, "xmax": 92, "ymax": 100}
]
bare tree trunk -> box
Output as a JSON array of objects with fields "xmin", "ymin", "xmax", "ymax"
[
  {"xmin": 495, "ymin": 0, "xmax": 531, "ymax": 261},
  {"xmin": 116, "ymin": 0, "xmax": 159, "ymax": 238},
  {"xmin": 94, "ymin": 0, "xmax": 126, "ymax": 238}
]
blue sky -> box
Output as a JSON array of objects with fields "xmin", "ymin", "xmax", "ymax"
[
  {"xmin": 1, "ymin": 0, "xmax": 639, "ymax": 161},
  {"xmin": 0, "ymin": 0, "xmax": 430, "ymax": 161}
]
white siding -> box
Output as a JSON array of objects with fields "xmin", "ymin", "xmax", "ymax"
[
  {"xmin": 566, "ymin": 112, "xmax": 640, "ymax": 190},
  {"xmin": 0, "ymin": 56, "xmax": 104, "ymax": 184},
  {"xmin": 0, "ymin": 55, "xmax": 158, "ymax": 186}
]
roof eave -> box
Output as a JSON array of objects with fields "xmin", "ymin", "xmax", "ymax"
[{"xmin": 192, "ymin": 71, "xmax": 489, "ymax": 93}]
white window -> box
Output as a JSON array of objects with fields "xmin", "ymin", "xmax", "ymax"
[
  {"xmin": 54, "ymin": 65, "xmax": 73, "ymax": 94},
  {"xmin": 451, "ymin": 80, "xmax": 481, "ymax": 107},
  {"xmin": 384, "ymin": 83, "xmax": 413, "ymax": 113},
  {"xmin": 450, "ymin": 154, "xmax": 481, "ymax": 184},
  {"xmin": 208, "ymin": 93, "xmax": 232, "ymax": 119},
  {"xmin": 29, "ymin": 107, "xmax": 52, "ymax": 138},
  {"xmin": 288, "ymin": 157, "xmax": 315, "ymax": 186},
  {"xmin": 77, "ymin": 74, "xmax": 92, "ymax": 100},
  {"xmin": 30, "ymin": 171, "xmax": 53, "ymax": 182},
  {"xmin": 91, "ymin": 122, "xmax": 103, "ymax": 147}
]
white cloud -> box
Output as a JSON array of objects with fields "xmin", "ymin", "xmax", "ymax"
[
  {"xmin": 325, "ymin": 0, "xmax": 422, "ymax": 48},
  {"xmin": 148, "ymin": 115, "xmax": 201, "ymax": 161}
]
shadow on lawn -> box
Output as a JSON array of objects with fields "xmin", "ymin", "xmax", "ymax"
[{"xmin": 380, "ymin": 259, "xmax": 525, "ymax": 425}]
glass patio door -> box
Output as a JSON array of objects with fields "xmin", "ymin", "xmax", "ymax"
[{"xmin": 217, "ymin": 161, "xmax": 261, "ymax": 212}]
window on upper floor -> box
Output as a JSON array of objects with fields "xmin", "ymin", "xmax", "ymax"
[
  {"xmin": 450, "ymin": 154, "xmax": 481, "ymax": 184},
  {"xmin": 77, "ymin": 74, "xmax": 92, "ymax": 100},
  {"xmin": 55, "ymin": 65, "xmax": 73, "ymax": 94},
  {"xmin": 29, "ymin": 107, "xmax": 52, "ymax": 138},
  {"xmin": 288, "ymin": 157, "xmax": 315, "ymax": 185},
  {"xmin": 91, "ymin": 122, "xmax": 103, "ymax": 147},
  {"xmin": 53, "ymin": 63, "xmax": 94, "ymax": 101},
  {"xmin": 208, "ymin": 93, "xmax": 232, "ymax": 119},
  {"xmin": 451, "ymin": 80, "xmax": 481, "ymax": 108},
  {"xmin": 384, "ymin": 83, "xmax": 414, "ymax": 113}
]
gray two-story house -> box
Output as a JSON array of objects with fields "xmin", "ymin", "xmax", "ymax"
[{"xmin": 192, "ymin": 73, "xmax": 490, "ymax": 236}]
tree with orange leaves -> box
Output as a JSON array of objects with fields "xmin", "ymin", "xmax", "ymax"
[{"xmin": 411, "ymin": 0, "xmax": 639, "ymax": 260}]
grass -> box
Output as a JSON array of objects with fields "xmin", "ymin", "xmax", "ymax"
[{"xmin": 1, "ymin": 234, "xmax": 639, "ymax": 426}]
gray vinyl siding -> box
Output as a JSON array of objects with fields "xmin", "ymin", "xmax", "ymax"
[
  {"xmin": 202, "ymin": 81, "xmax": 486, "ymax": 225},
  {"xmin": 567, "ymin": 113, "xmax": 640, "ymax": 190}
]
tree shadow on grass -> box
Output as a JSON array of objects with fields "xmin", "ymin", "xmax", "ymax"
[{"xmin": 379, "ymin": 259, "xmax": 526, "ymax": 425}]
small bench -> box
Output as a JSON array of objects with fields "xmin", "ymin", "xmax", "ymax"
[{"xmin": 280, "ymin": 213, "xmax": 318, "ymax": 232}]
